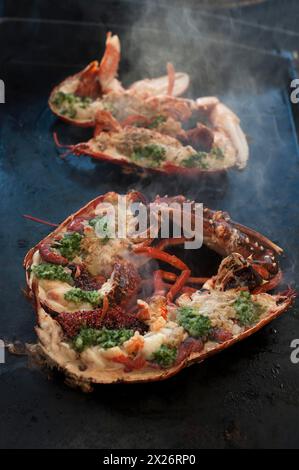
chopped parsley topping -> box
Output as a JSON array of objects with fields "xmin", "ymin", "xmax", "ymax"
[
  {"xmin": 102, "ymin": 101, "xmax": 116, "ymax": 114},
  {"xmin": 234, "ymin": 291, "xmax": 265, "ymax": 326},
  {"xmin": 54, "ymin": 232, "xmax": 82, "ymax": 260},
  {"xmin": 51, "ymin": 91, "xmax": 93, "ymax": 119},
  {"xmin": 177, "ymin": 306, "xmax": 212, "ymax": 338},
  {"xmin": 88, "ymin": 217, "xmax": 100, "ymax": 228},
  {"xmin": 31, "ymin": 263, "xmax": 73, "ymax": 283},
  {"xmin": 64, "ymin": 288, "xmax": 102, "ymax": 307},
  {"xmin": 212, "ymin": 147, "xmax": 225, "ymax": 160},
  {"xmin": 131, "ymin": 144, "xmax": 166, "ymax": 168},
  {"xmin": 151, "ymin": 344, "xmax": 177, "ymax": 368},
  {"xmin": 182, "ymin": 148, "xmax": 225, "ymax": 169},
  {"xmin": 182, "ymin": 152, "xmax": 209, "ymax": 169},
  {"xmin": 73, "ymin": 327, "xmax": 134, "ymax": 352},
  {"xmin": 89, "ymin": 215, "xmax": 111, "ymax": 241},
  {"xmin": 147, "ymin": 115, "xmax": 167, "ymax": 129}
]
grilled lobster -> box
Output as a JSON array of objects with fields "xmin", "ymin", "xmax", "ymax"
[{"xmin": 24, "ymin": 192, "xmax": 294, "ymax": 388}]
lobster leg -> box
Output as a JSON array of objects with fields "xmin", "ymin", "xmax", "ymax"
[
  {"xmin": 189, "ymin": 276, "xmax": 209, "ymax": 284},
  {"xmin": 53, "ymin": 132, "xmax": 89, "ymax": 159},
  {"xmin": 134, "ymin": 246, "xmax": 190, "ymax": 301},
  {"xmin": 156, "ymin": 270, "xmax": 209, "ymax": 286},
  {"xmin": 39, "ymin": 240, "xmax": 68, "ymax": 265},
  {"xmin": 154, "ymin": 270, "xmax": 208, "ymax": 299},
  {"xmin": 134, "ymin": 246, "xmax": 188, "ymax": 271},
  {"xmin": 162, "ymin": 282, "xmax": 197, "ymax": 295},
  {"xmin": 155, "ymin": 237, "xmax": 186, "ymax": 251},
  {"xmin": 167, "ymin": 269, "xmax": 191, "ymax": 302},
  {"xmin": 155, "ymin": 270, "xmax": 177, "ymax": 283}
]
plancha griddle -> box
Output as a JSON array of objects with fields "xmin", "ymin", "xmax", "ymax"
[{"xmin": 0, "ymin": 5, "xmax": 299, "ymax": 449}]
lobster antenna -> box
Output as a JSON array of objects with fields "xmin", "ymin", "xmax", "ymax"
[{"xmin": 23, "ymin": 214, "xmax": 59, "ymax": 228}]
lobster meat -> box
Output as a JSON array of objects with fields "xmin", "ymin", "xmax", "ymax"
[{"xmin": 24, "ymin": 191, "xmax": 294, "ymax": 388}]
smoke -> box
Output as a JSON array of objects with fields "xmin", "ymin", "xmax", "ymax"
[
  {"xmin": 112, "ymin": 2, "xmax": 299, "ymax": 292},
  {"xmin": 121, "ymin": 4, "xmax": 221, "ymax": 90}
]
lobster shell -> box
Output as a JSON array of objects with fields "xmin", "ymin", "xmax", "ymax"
[
  {"xmin": 64, "ymin": 140, "xmax": 231, "ymax": 177},
  {"xmin": 49, "ymin": 67, "xmax": 97, "ymax": 128},
  {"xmin": 31, "ymin": 289, "xmax": 294, "ymax": 387}
]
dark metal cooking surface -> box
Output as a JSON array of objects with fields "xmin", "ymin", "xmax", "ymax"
[{"xmin": 1, "ymin": 15, "xmax": 299, "ymax": 449}]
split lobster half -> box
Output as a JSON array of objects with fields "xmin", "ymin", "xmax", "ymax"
[
  {"xmin": 50, "ymin": 32, "xmax": 249, "ymax": 175},
  {"xmin": 24, "ymin": 192, "xmax": 294, "ymax": 389}
]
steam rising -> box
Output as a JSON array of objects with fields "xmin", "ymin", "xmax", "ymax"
[{"xmin": 114, "ymin": 3, "xmax": 298, "ymax": 291}]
